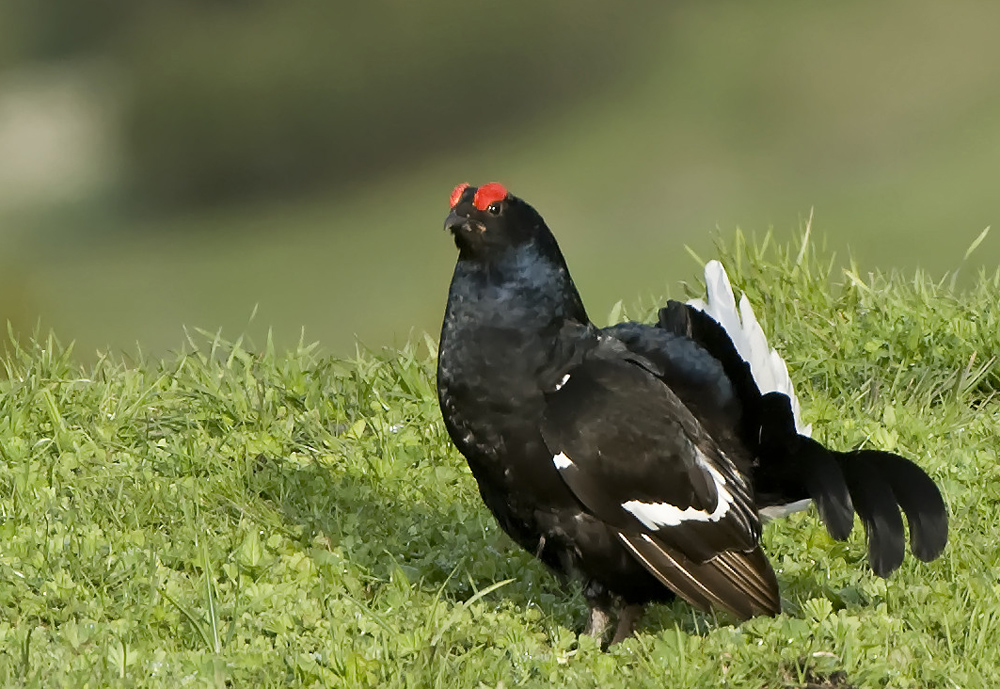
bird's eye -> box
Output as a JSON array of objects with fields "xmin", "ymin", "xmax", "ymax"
[{"xmin": 487, "ymin": 202, "xmax": 502, "ymax": 216}]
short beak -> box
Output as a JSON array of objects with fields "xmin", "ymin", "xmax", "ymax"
[
  {"xmin": 444, "ymin": 210, "xmax": 465, "ymax": 234},
  {"xmin": 445, "ymin": 211, "xmax": 484, "ymax": 235}
]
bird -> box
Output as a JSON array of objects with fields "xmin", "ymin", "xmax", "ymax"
[{"xmin": 435, "ymin": 182, "xmax": 948, "ymax": 645}]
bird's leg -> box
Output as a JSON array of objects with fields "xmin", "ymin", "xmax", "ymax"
[
  {"xmin": 609, "ymin": 604, "xmax": 644, "ymax": 645},
  {"xmin": 534, "ymin": 535, "xmax": 547, "ymax": 559},
  {"xmin": 583, "ymin": 603, "xmax": 613, "ymax": 640},
  {"xmin": 581, "ymin": 581, "xmax": 615, "ymax": 643}
]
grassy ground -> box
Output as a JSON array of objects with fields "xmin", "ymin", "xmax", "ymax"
[{"xmin": 1, "ymin": 235, "xmax": 999, "ymax": 687}]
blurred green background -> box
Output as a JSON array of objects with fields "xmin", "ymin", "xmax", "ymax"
[{"xmin": 0, "ymin": 1, "xmax": 997, "ymax": 359}]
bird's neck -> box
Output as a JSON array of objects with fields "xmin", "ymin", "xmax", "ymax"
[
  {"xmin": 437, "ymin": 243, "xmax": 589, "ymax": 404},
  {"xmin": 444, "ymin": 242, "xmax": 587, "ymax": 331}
]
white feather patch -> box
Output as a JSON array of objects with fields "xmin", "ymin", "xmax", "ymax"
[
  {"xmin": 687, "ymin": 260, "xmax": 812, "ymax": 436},
  {"xmin": 554, "ymin": 373, "xmax": 571, "ymax": 391},
  {"xmin": 623, "ymin": 461, "xmax": 734, "ymax": 528},
  {"xmin": 552, "ymin": 452, "xmax": 574, "ymax": 469}
]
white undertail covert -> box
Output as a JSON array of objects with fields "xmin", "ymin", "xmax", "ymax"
[{"xmin": 687, "ymin": 260, "xmax": 812, "ymax": 437}]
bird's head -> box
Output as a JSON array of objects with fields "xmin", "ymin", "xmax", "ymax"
[
  {"xmin": 445, "ymin": 182, "xmax": 560, "ymax": 262},
  {"xmin": 441, "ymin": 181, "xmax": 589, "ymax": 326}
]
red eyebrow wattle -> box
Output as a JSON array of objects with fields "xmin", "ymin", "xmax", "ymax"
[
  {"xmin": 473, "ymin": 182, "xmax": 508, "ymax": 211},
  {"xmin": 450, "ymin": 183, "xmax": 470, "ymax": 208}
]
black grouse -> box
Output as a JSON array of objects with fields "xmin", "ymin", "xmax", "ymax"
[{"xmin": 436, "ymin": 182, "xmax": 948, "ymax": 644}]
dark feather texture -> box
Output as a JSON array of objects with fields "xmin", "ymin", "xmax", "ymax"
[{"xmin": 437, "ymin": 183, "xmax": 947, "ymax": 642}]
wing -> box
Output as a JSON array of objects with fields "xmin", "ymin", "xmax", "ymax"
[
  {"xmin": 602, "ymin": 320, "xmax": 742, "ymax": 439},
  {"xmin": 540, "ymin": 355, "xmax": 780, "ymax": 619}
]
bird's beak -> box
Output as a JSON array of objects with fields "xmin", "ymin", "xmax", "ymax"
[
  {"xmin": 444, "ymin": 210, "xmax": 465, "ymax": 234},
  {"xmin": 445, "ymin": 211, "xmax": 485, "ymax": 235}
]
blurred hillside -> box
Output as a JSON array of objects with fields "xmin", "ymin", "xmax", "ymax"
[{"xmin": 0, "ymin": 1, "xmax": 998, "ymax": 358}]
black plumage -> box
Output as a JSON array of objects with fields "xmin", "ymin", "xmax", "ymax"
[{"xmin": 436, "ymin": 182, "xmax": 948, "ymax": 643}]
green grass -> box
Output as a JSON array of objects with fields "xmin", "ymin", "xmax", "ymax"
[{"xmin": 2, "ymin": 235, "xmax": 999, "ymax": 687}]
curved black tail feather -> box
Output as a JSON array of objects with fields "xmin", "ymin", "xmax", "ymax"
[
  {"xmin": 839, "ymin": 449, "xmax": 949, "ymax": 567},
  {"xmin": 750, "ymin": 403, "xmax": 947, "ymax": 577},
  {"xmin": 838, "ymin": 451, "xmax": 908, "ymax": 576},
  {"xmin": 795, "ymin": 437, "xmax": 856, "ymax": 542}
]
